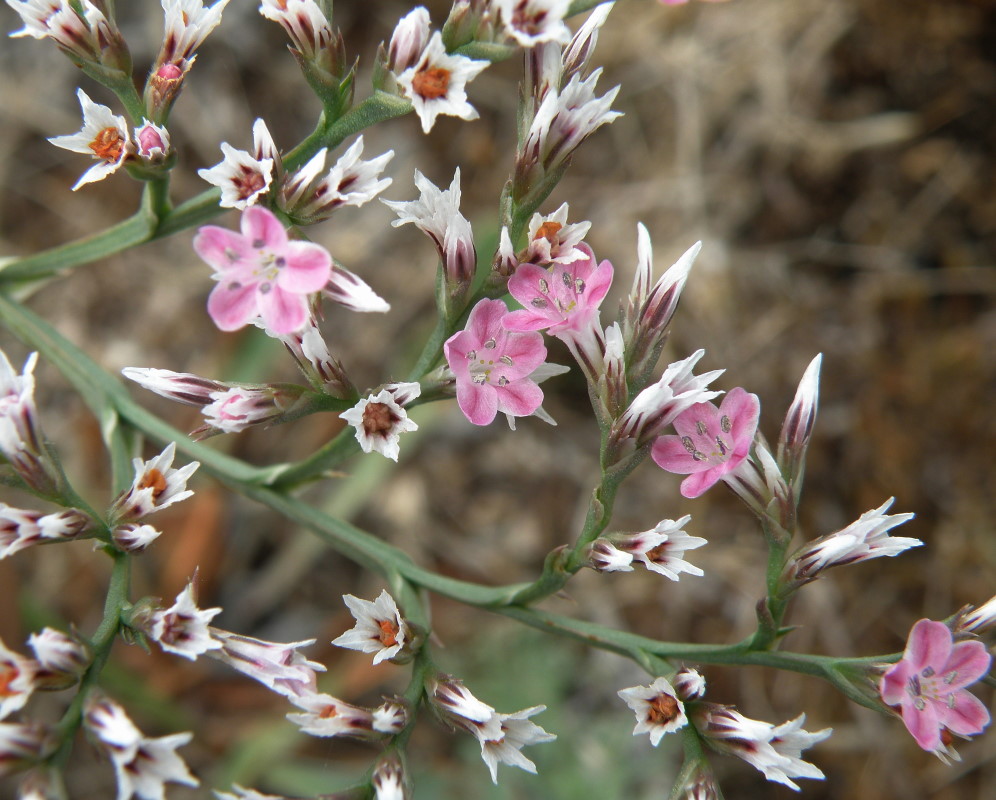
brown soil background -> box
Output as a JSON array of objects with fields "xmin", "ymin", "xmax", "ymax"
[{"xmin": 1, "ymin": 1, "xmax": 994, "ymax": 799}]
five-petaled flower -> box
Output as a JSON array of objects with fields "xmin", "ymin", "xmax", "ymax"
[
  {"xmin": 332, "ymin": 590, "xmax": 412, "ymax": 665},
  {"xmin": 396, "ymin": 32, "xmax": 489, "ymax": 133},
  {"xmin": 504, "ymin": 244, "xmax": 614, "ymax": 340},
  {"xmin": 194, "ymin": 206, "xmax": 333, "ymax": 334},
  {"xmin": 110, "ymin": 442, "xmax": 199, "ymax": 524},
  {"xmin": 618, "ymin": 676, "xmax": 688, "ymax": 746},
  {"xmin": 340, "ymin": 383, "xmax": 421, "ymax": 461},
  {"xmin": 48, "ymin": 89, "xmax": 131, "ymax": 191},
  {"xmin": 444, "ymin": 299, "xmax": 548, "ymax": 426},
  {"xmin": 651, "ymin": 387, "xmax": 760, "ymax": 498},
  {"xmin": 880, "ymin": 618, "xmax": 991, "ymax": 755}
]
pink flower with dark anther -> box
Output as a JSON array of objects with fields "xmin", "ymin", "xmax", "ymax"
[
  {"xmin": 194, "ymin": 206, "xmax": 332, "ymax": 334},
  {"xmin": 651, "ymin": 387, "xmax": 760, "ymax": 498},
  {"xmin": 880, "ymin": 619, "xmax": 991, "ymax": 754},
  {"xmin": 443, "ymin": 299, "xmax": 548, "ymax": 426},
  {"xmin": 504, "ymin": 244, "xmax": 614, "ymax": 339}
]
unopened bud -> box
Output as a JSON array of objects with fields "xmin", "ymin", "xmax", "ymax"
[{"xmin": 27, "ymin": 628, "xmax": 91, "ymax": 690}]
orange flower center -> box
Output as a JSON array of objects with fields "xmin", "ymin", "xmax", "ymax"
[
  {"xmin": 412, "ymin": 68, "xmax": 451, "ymax": 100},
  {"xmin": 320, "ymin": 704, "xmax": 338, "ymax": 719},
  {"xmin": 0, "ymin": 664, "xmax": 19, "ymax": 697},
  {"xmin": 535, "ymin": 221, "xmax": 563, "ymax": 243},
  {"xmin": 89, "ymin": 127, "xmax": 124, "ymax": 163},
  {"xmin": 646, "ymin": 693, "xmax": 680, "ymax": 725},
  {"xmin": 378, "ymin": 618, "xmax": 400, "ymax": 648},
  {"xmin": 138, "ymin": 468, "xmax": 168, "ymax": 498}
]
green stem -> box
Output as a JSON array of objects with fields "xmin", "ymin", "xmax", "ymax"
[{"xmin": 51, "ymin": 551, "xmax": 131, "ymax": 768}]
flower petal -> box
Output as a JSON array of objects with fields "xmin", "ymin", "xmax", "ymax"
[
  {"xmin": 277, "ymin": 242, "xmax": 333, "ymax": 293},
  {"xmin": 258, "ymin": 287, "xmax": 309, "ymax": 335},
  {"xmin": 943, "ymin": 640, "xmax": 993, "ymax": 690},
  {"xmin": 680, "ymin": 469, "xmax": 724, "ymax": 499},
  {"xmin": 241, "ymin": 206, "xmax": 288, "ymax": 248},
  {"xmin": 651, "ymin": 436, "xmax": 715, "ymax": 475},
  {"xmin": 906, "ymin": 619, "xmax": 953, "ymax": 672},
  {"xmin": 940, "ymin": 690, "xmax": 991, "ymax": 737},
  {"xmin": 193, "ymin": 226, "xmax": 255, "ymax": 271},
  {"xmin": 207, "ymin": 281, "xmax": 259, "ymax": 331},
  {"xmin": 497, "ymin": 380, "xmax": 544, "ymax": 418},
  {"xmin": 456, "ymin": 382, "xmax": 498, "ymax": 426}
]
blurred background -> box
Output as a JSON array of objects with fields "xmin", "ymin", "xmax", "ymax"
[{"xmin": 1, "ymin": 1, "xmax": 994, "ymax": 798}]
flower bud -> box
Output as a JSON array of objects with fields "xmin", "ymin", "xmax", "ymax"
[{"xmin": 26, "ymin": 628, "xmax": 91, "ymax": 690}]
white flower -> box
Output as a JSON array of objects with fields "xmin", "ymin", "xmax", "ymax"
[
  {"xmin": 958, "ymin": 594, "xmax": 996, "ymax": 634},
  {"xmin": 85, "ymin": 696, "xmax": 199, "ymax": 800},
  {"xmin": 0, "ymin": 637, "xmax": 36, "ymax": 721},
  {"xmin": 112, "ymin": 523, "xmax": 163, "ymax": 553},
  {"xmin": 673, "ymin": 668, "xmax": 707, "ymax": 701},
  {"xmin": 518, "ymin": 203, "xmax": 592, "ymax": 266},
  {"xmin": 496, "ymin": 0, "xmax": 571, "ymax": 47},
  {"xmin": 612, "ymin": 516, "xmax": 706, "ymax": 581},
  {"xmin": 110, "ymin": 442, "xmax": 199, "ymax": 523},
  {"xmin": 0, "ymin": 721, "xmax": 53, "ymax": 775},
  {"xmin": 340, "ymin": 385, "xmax": 420, "ymax": 462},
  {"xmin": 197, "ymin": 142, "xmax": 274, "ymax": 209},
  {"xmin": 698, "ymin": 707, "xmax": 831, "ymax": 792},
  {"xmin": 110, "ymin": 731, "xmax": 199, "ymax": 800},
  {"xmin": 201, "ymin": 387, "xmax": 282, "ymax": 434},
  {"xmin": 47, "ymin": 89, "xmax": 130, "ymax": 191},
  {"xmin": 324, "ymin": 264, "xmax": 392, "ymax": 313},
  {"xmin": 521, "ymin": 68, "xmax": 621, "ymax": 173},
  {"xmin": 372, "ymin": 755, "xmax": 408, "ymax": 800},
  {"xmin": 788, "ymin": 498, "xmax": 919, "ymax": 582},
  {"xmin": 395, "ymin": 32, "xmax": 489, "ymax": 133},
  {"xmin": 280, "ymin": 137, "xmax": 394, "ymax": 223},
  {"xmin": 478, "ymin": 706, "xmax": 557, "ymax": 784},
  {"xmin": 618, "ymin": 677, "xmax": 688, "ymax": 746},
  {"xmin": 383, "ymin": 168, "xmax": 476, "ymax": 286},
  {"xmin": 1, "ymin": 505, "xmax": 88, "ymax": 560},
  {"xmin": 428, "ymin": 676, "xmax": 502, "ymax": 741},
  {"xmin": 612, "ymin": 350, "xmax": 723, "ymax": 447},
  {"xmin": 159, "ymin": 0, "xmax": 230, "ymax": 65},
  {"xmin": 332, "ymin": 590, "xmax": 410, "ymax": 665},
  {"xmin": 387, "ymin": 6, "xmax": 430, "ymax": 73},
  {"xmin": 207, "ymin": 631, "xmax": 325, "ymax": 698},
  {"xmin": 7, "ymin": 0, "xmax": 114, "ymax": 61},
  {"xmin": 147, "ymin": 582, "xmax": 222, "ymax": 661},
  {"xmin": 259, "ymin": 0, "xmax": 332, "ymax": 61},
  {"xmin": 372, "ymin": 699, "xmax": 409, "ymax": 734},
  {"xmin": 286, "ymin": 691, "xmax": 376, "ymax": 738},
  {"xmin": 27, "ymin": 627, "xmax": 89, "ymax": 688}
]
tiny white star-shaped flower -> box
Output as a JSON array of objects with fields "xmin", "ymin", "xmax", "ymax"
[{"xmin": 332, "ymin": 590, "xmax": 410, "ymax": 665}]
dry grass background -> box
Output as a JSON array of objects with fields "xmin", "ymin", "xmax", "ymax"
[{"xmin": 1, "ymin": 1, "xmax": 995, "ymax": 798}]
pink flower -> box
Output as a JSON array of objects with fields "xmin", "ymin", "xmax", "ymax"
[
  {"xmin": 504, "ymin": 244, "xmax": 614, "ymax": 339},
  {"xmin": 651, "ymin": 387, "xmax": 760, "ymax": 498},
  {"xmin": 444, "ymin": 299, "xmax": 547, "ymax": 426},
  {"xmin": 880, "ymin": 619, "xmax": 991, "ymax": 753},
  {"xmin": 194, "ymin": 206, "xmax": 332, "ymax": 335}
]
